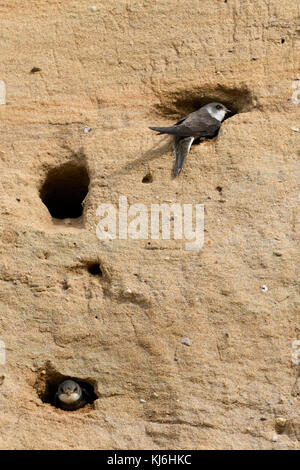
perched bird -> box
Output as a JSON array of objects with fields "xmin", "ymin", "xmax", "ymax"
[
  {"xmin": 55, "ymin": 379, "xmax": 88, "ymax": 411},
  {"xmin": 149, "ymin": 102, "xmax": 231, "ymax": 176}
]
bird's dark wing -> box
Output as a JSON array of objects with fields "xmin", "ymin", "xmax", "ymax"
[
  {"xmin": 175, "ymin": 117, "xmax": 186, "ymax": 126},
  {"xmin": 149, "ymin": 116, "xmax": 186, "ymax": 134},
  {"xmin": 173, "ymin": 136, "xmax": 194, "ymax": 176},
  {"xmin": 149, "ymin": 112, "xmax": 220, "ymax": 137}
]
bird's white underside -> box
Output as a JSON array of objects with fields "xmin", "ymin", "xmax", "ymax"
[
  {"xmin": 173, "ymin": 137, "xmax": 194, "ymax": 160},
  {"xmin": 186, "ymin": 137, "xmax": 194, "ymax": 153},
  {"xmin": 59, "ymin": 392, "xmax": 81, "ymax": 404}
]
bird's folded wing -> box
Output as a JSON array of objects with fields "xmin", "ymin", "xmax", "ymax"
[
  {"xmin": 149, "ymin": 121, "xmax": 220, "ymax": 137},
  {"xmin": 174, "ymin": 136, "xmax": 194, "ymax": 176}
]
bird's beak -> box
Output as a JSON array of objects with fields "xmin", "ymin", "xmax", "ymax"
[{"xmin": 225, "ymin": 108, "xmax": 231, "ymax": 114}]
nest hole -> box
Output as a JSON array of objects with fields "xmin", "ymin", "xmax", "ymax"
[
  {"xmin": 40, "ymin": 162, "xmax": 90, "ymax": 220},
  {"xmin": 153, "ymin": 84, "xmax": 254, "ymax": 118},
  {"xmin": 142, "ymin": 173, "xmax": 153, "ymax": 184},
  {"xmin": 87, "ymin": 263, "xmax": 103, "ymax": 276},
  {"xmin": 35, "ymin": 367, "xmax": 97, "ymax": 410},
  {"xmin": 30, "ymin": 67, "xmax": 41, "ymax": 74}
]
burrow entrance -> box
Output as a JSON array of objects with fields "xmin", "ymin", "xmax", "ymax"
[
  {"xmin": 35, "ymin": 365, "xmax": 98, "ymax": 411},
  {"xmin": 87, "ymin": 262, "xmax": 103, "ymax": 277},
  {"xmin": 153, "ymin": 84, "xmax": 254, "ymax": 118},
  {"xmin": 40, "ymin": 162, "xmax": 90, "ymax": 220},
  {"xmin": 142, "ymin": 173, "xmax": 153, "ymax": 183}
]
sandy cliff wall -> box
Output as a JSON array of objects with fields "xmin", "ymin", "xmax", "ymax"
[{"xmin": 0, "ymin": 0, "xmax": 299, "ymax": 449}]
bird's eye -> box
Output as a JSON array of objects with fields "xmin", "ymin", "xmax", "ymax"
[{"xmin": 216, "ymin": 105, "xmax": 222, "ymax": 110}]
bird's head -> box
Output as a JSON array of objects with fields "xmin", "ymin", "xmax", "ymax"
[
  {"xmin": 205, "ymin": 102, "xmax": 231, "ymax": 122},
  {"xmin": 57, "ymin": 380, "xmax": 82, "ymax": 404}
]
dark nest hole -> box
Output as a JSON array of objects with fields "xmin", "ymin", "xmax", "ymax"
[
  {"xmin": 153, "ymin": 84, "xmax": 254, "ymax": 119},
  {"xmin": 142, "ymin": 173, "xmax": 153, "ymax": 183},
  {"xmin": 30, "ymin": 67, "xmax": 41, "ymax": 74},
  {"xmin": 35, "ymin": 367, "xmax": 97, "ymax": 410},
  {"xmin": 40, "ymin": 162, "xmax": 90, "ymax": 219},
  {"xmin": 87, "ymin": 262, "xmax": 103, "ymax": 276}
]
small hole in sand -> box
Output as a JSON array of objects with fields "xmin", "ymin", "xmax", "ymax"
[
  {"xmin": 87, "ymin": 263, "xmax": 102, "ymax": 276},
  {"xmin": 40, "ymin": 162, "xmax": 90, "ymax": 220},
  {"xmin": 30, "ymin": 67, "xmax": 41, "ymax": 74},
  {"xmin": 142, "ymin": 173, "xmax": 153, "ymax": 183}
]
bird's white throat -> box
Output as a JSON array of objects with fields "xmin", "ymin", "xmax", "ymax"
[
  {"xmin": 207, "ymin": 107, "xmax": 226, "ymax": 122},
  {"xmin": 59, "ymin": 392, "xmax": 81, "ymax": 404}
]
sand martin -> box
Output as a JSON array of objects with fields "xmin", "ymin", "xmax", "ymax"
[
  {"xmin": 55, "ymin": 379, "xmax": 88, "ymax": 411},
  {"xmin": 149, "ymin": 102, "xmax": 231, "ymax": 176}
]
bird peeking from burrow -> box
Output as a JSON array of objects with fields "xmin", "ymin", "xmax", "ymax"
[
  {"xmin": 55, "ymin": 379, "xmax": 89, "ymax": 411},
  {"xmin": 149, "ymin": 102, "xmax": 231, "ymax": 176}
]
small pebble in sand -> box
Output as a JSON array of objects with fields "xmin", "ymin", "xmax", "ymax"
[
  {"xmin": 83, "ymin": 126, "xmax": 92, "ymax": 133},
  {"xmin": 0, "ymin": 80, "xmax": 6, "ymax": 104},
  {"xmin": 276, "ymin": 417, "xmax": 287, "ymax": 427},
  {"xmin": 261, "ymin": 285, "xmax": 268, "ymax": 292},
  {"xmin": 181, "ymin": 337, "xmax": 191, "ymax": 346},
  {"xmin": 90, "ymin": 6, "xmax": 97, "ymax": 12}
]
